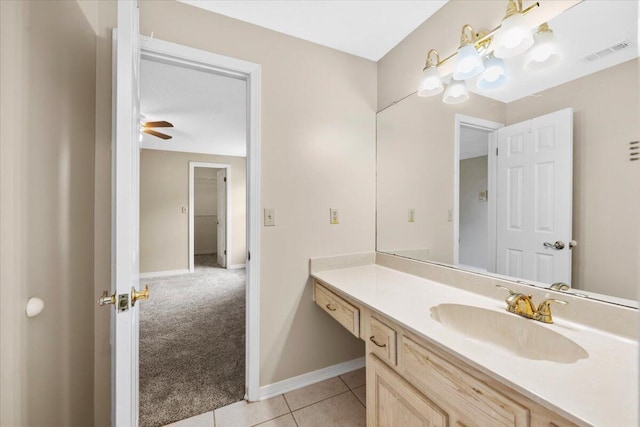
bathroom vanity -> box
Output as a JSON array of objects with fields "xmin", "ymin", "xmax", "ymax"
[{"xmin": 310, "ymin": 253, "xmax": 638, "ymax": 427}]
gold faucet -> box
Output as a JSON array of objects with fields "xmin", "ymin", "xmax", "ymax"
[{"xmin": 496, "ymin": 285, "xmax": 567, "ymax": 323}]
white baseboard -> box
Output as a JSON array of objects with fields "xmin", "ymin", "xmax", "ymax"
[
  {"xmin": 259, "ymin": 356, "xmax": 365, "ymax": 400},
  {"xmin": 228, "ymin": 264, "xmax": 246, "ymax": 270},
  {"xmin": 139, "ymin": 269, "xmax": 190, "ymax": 279}
]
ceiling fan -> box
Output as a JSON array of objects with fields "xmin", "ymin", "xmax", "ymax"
[{"xmin": 141, "ymin": 120, "xmax": 174, "ymax": 140}]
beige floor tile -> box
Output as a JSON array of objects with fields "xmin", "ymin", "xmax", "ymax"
[
  {"xmin": 340, "ymin": 368, "xmax": 366, "ymax": 390},
  {"xmin": 284, "ymin": 377, "xmax": 348, "ymax": 411},
  {"xmin": 254, "ymin": 413, "xmax": 297, "ymax": 427},
  {"xmin": 163, "ymin": 411, "xmax": 214, "ymax": 427},
  {"xmin": 214, "ymin": 396, "xmax": 289, "ymax": 427},
  {"xmin": 352, "ymin": 385, "xmax": 366, "ymax": 407},
  {"xmin": 292, "ymin": 391, "xmax": 366, "ymax": 427}
]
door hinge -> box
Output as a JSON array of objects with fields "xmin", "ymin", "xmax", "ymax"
[
  {"xmin": 224, "ymin": 177, "xmax": 227, "ymax": 182},
  {"xmin": 224, "ymin": 249, "xmax": 227, "ymax": 255},
  {"xmin": 248, "ymin": 251, "xmax": 251, "ymax": 261},
  {"xmin": 496, "ymin": 147, "xmax": 499, "ymax": 156}
]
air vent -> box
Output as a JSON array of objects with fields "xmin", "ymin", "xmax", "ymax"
[
  {"xmin": 582, "ymin": 40, "xmax": 633, "ymax": 63},
  {"xmin": 631, "ymin": 141, "xmax": 639, "ymax": 162}
]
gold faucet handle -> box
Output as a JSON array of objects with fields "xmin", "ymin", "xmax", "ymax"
[
  {"xmin": 496, "ymin": 284, "xmax": 515, "ymax": 296},
  {"xmin": 535, "ymin": 299, "xmax": 568, "ymax": 323}
]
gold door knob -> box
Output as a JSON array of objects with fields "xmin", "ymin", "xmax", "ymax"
[
  {"xmin": 98, "ymin": 291, "xmax": 116, "ymax": 306},
  {"xmin": 131, "ymin": 285, "xmax": 150, "ymax": 306}
]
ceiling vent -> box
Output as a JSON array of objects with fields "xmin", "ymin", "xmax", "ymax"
[{"xmin": 582, "ymin": 40, "xmax": 633, "ymax": 63}]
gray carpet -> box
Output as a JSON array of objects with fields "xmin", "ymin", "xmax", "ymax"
[{"xmin": 139, "ymin": 255, "xmax": 246, "ymax": 427}]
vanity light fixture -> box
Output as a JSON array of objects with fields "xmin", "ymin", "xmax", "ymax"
[
  {"xmin": 418, "ymin": 49, "xmax": 444, "ymax": 97},
  {"xmin": 523, "ymin": 23, "xmax": 562, "ymax": 71},
  {"xmin": 443, "ymin": 79, "xmax": 469, "ymax": 104},
  {"xmin": 493, "ymin": 0, "xmax": 535, "ymax": 58},
  {"xmin": 415, "ymin": 0, "xmax": 559, "ymax": 104},
  {"xmin": 477, "ymin": 55, "xmax": 508, "ymax": 90},
  {"xmin": 453, "ymin": 25, "xmax": 485, "ymax": 80}
]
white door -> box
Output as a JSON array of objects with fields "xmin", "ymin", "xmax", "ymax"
[
  {"xmin": 494, "ymin": 108, "xmax": 573, "ymax": 284},
  {"xmin": 112, "ymin": 1, "xmax": 141, "ymax": 426},
  {"xmin": 217, "ymin": 169, "xmax": 227, "ymax": 267}
]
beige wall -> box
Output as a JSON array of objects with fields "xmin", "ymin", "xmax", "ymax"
[
  {"xmin": 507, "ymin": 59, "xmax": 640, "ymax": 299},
  {"xmin": 459, "ymin": 155, "xmax": 489, "ymax": 269},
  {"xmin": 94, "ymin": 1, "xmax": 376, "ymax": 423},
  {"xmin": 0, "ymin": 1, "xmax": 96, "ymax": 426},
  {"xmin": 194, "ymin": 167, "xmax": 218, "ymax": 255},
  {"xmin": 140, "ymin": 150, "xmax": 246, "ymax": 271},
  {"xmin": 376, "ymin": 93, "xmax": 505, "ymax": 264}
]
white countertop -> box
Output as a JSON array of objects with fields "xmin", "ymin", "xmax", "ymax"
[{"xmin": 312, "ymin": 264, "xmax": 638, "ymax": 427}]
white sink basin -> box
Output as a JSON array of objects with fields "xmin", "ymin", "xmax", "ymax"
[{"xmin": 430, "ymin": 304, "xmax": 588, "ymax": 363}]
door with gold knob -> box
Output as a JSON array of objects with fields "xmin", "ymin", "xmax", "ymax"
[{"xmin": 105, "ymin": 1, "xmax": 143, "ymax": 426}]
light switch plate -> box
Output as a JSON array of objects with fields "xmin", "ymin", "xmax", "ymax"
[
  {"xmin": 408, "ymin": 208, "xmax": 415, "ymax": 222},
  {"xmin": 264, "ymin": 208, "xmax": 275, "ymax": 226},
  {"xmin": 330, "ymin": 208, "xmax": 339, "ymax": 224}
]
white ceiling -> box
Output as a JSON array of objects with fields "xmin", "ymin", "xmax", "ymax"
[
  {"xmin": 179, "ymin": 0, "xmax": 448, "ymax": 61},
  {"xmin": 460, "ymin": 126, "xmax": 491, "ymax": 160},
  {"xmin": 140, "ymin": 58, "xmax": 247, "ymax": 157}
]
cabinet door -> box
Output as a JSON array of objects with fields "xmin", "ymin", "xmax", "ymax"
[{"xmin": 368, "ymin": 354, "xmax": 448, "ymax": 427}]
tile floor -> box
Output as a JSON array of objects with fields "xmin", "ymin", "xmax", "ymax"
[{"xmin": 163, "ymin": 368, "xmax": 366, "ymax": 427}]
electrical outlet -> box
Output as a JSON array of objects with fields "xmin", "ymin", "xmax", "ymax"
[
  {"xmin": 264, "ymin": 208, "xmax": 275, "ymax": 226},
  {"xmin": 181, "ymin": 206, "xmax": 188, "ymax": 214},
  {"xmin": 408, "ymin": 208, "xmax": 415, "ymax": 222},
  {"xmin": 330, "ymin": 208, "xmax": 339, "ymax": 224},
  {"xmin": 447, "ymin": 209, "xmax": 453, "ymax": 222}
]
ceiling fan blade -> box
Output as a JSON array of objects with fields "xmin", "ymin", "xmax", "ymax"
[
  {"xmin": 143, "ymin": 120, "xmax": 173, "ymax": 128},
  {"xmin": 143, "ymin": 129, "xmax": 172, "ymax": 140}
]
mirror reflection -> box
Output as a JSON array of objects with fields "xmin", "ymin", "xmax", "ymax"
[{"xmin": 376, "ymin": 0, "xmax": 639, "ymax": 305}]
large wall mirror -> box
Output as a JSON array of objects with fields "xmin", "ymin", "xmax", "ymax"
[{"xmin": 377, "ymin": 0, "xmax": 639, "ymax": 307}]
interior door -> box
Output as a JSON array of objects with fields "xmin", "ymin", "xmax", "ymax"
[
  {"xmin": 216, "ymin": 169, "xmax": 227, "ymax": 267},
  {"xmin": 113, "ymin": 1, "xmax": 141, "ymax": 426},
  {"xmin": 495, "ymin": 108, "xmax": 573, "ymax": 284}
]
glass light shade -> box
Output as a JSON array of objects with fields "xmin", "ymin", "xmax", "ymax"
[
  {"xmin": 453, "ymin": 44, "xmax": 484, "ymax": 80},
  {"xmin": 477, "ymin": 56, "xmax": 508, "ymax": 90},
  {"xmin": 523, "ymin": 29, "xmax": 562, "ymax": 72},
  {"xmin": 418, "ymin": 66, "xmax": 444, "ymax": 97},
  {"xmin": 493, "ymin": 13, "xmax": 534, "ymax": 58},
  {"xmin": 443, "ymin": 79, "xmax": 469, "ymax": 104}
]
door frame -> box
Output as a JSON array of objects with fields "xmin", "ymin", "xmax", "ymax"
[
  {"xmin": 139, "ymin": 35, "xmax": 262, "ymax": 402},
  {"xmin": 453, "ymin": 114, "xmax": 504, "ymax": 269},
  {"xmin": 188, "ymin": 162, "xmax": 231, "ymax": 271}
]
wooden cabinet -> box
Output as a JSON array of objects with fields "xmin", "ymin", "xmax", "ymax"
[
  {"xmin": 314, "ymin": 281, "xmax": 360, "ymax": 337},
  {"xmin": 368, "ymin": 316, "xmax": 397, "ymax": 366},
  {"xmin": 315, "ymin": 284, "xmax": 579, "ymax": 427},
  {"xmin": 367, "ymin": 354, "xmax": 448, "ymax": 427},
  {"xmin": 400, "ymin": 336, "xmax": 529, "ymax": 427}
]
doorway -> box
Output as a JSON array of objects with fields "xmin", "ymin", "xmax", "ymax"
[
  {"xmin": 453, "ymin": 114, "xmax": 504, "ymax": 270},
  {"xmin": 134, "ymin": 36, "xmax": 256, "ymax": 427},
  {"xmin": 189, "ymin": 162, "xmax": 232, "ymax": 272}
]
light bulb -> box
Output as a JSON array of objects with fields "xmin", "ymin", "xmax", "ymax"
[
  {"xmin": 494, "ymin": 13, "xmax": 534, "ymax": 58},
  {"xmin": 418, "ymin": 66, "xmax": 444, "ymax": 97}
]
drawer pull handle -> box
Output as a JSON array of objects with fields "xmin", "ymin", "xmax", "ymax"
[
  {"xmin": 325, "ymin": 303, "xmax": 337, "ymax": 311},
  {"xmin": 369, "ymin": 336, "xmax": 387, "ymax": 348}
]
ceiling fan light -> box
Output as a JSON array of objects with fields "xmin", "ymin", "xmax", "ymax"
[
  {"xmin": 478, "ymin": 56, "xmax": 508, "ymax": 90},
  {"xmin": 443, "ymin": 79, "xmax": 469, "ymax": 104},
  {"xmin": 453, "ymin": 44, "xmax": 485, "ymax": 80},
  {"xmin": 523, "ymin": 25, "xmax": 562, "ymax": 71},
  {"xmin": 493, "ymin": 13, "xmax": 534, "ymax": 58},
  {"xmin": 418, "ymin": 65, "xmax": 444, "ymax": 97}
]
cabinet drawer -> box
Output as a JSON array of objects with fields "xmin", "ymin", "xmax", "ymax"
[
  {"xmin": 314, "ymin": 281, "xmax": 360, "ymax": 337},
  {"xmin": 401, "ymin": 336, "xmax": 529, "ymax": 427},
  {"xmin": 368, "ymin": 316, "xmax": 397, "ymax": 365}
]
